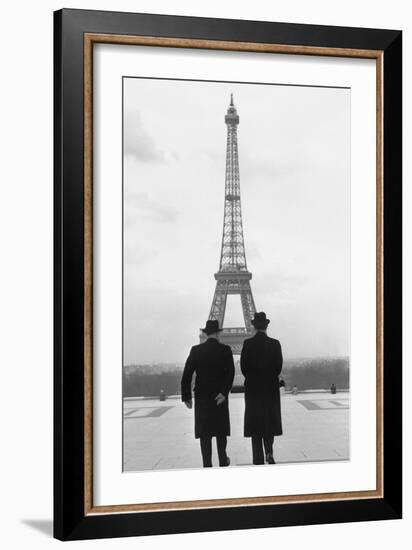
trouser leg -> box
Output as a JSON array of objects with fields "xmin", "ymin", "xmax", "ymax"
[
  {"xmin": 263, "ymin": 436, "xmax": 274, "ymax": 456},
  {"xmin": 200, "ymin": 437, "xmax": 212, "ymax": 467},
  {"xmin": 216, "ymin": 436, "xmax": 228, "ymax": 466},
  {"xmin": 251, "ymin": 437, "xmax": 265, "ymax": 465}
]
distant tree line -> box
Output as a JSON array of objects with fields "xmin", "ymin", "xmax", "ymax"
[
  {"xmin": 280, "ymin": 358, "xmax": 349, "ymax": 391},
  {"xmin": 123, "ymin": 370, "xmax": 181, "ymax": 397},
  {"xmin": 123, "ymin": 357, "xmax": 349, "ymax": 397}
]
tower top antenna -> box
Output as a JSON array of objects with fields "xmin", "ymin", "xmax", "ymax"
[{"xmin": 225, "ymin": 94, "xmax": 239, "ymax": 125}]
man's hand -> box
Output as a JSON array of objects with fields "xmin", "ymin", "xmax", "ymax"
[
  {"xmin": 215, "ymin": 393, "xmax": 226, "ymax": 406},
  {"xmin": 184, "ymin": 400, "xmax": 192, "ymax": 409}
]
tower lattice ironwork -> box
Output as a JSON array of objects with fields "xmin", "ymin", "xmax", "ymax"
[{"xmin": 200, "ymin": 94, "xmax": 257, "ymax": 354}]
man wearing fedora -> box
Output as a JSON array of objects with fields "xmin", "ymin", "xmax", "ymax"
[
  {"xmin": 181, "ymin": 320, "xmax": 235, "ymax": 468},
  {"xmin": 241, "ymin": 312, "xmax": 283, "ymax": 465}
]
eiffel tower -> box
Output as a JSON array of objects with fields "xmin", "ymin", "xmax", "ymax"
[{"xmin": 200, "ymin": 94, "xmax": 257, "ymax": 354}]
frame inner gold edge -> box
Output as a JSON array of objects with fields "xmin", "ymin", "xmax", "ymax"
[{"xmin": 83, "ymin": 34, "xmax": 384, "ymax": 515}]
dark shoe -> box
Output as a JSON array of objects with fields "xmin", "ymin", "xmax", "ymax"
[
  {"xmin": 266, "ymin": 453, "xmax": 276, "ymax": 464},
  {"xmin": 221, "ymin": 456, "xmax": 230, "ymax": 467}
]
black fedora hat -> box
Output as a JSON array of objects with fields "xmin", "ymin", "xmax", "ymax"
[
  {"xmin": 201, "ymin": 319, "xmax": 223, "ymax": 335},
  {"xmin": 251, "ymin": 311, "xmax": 270, "ymax": 329}
]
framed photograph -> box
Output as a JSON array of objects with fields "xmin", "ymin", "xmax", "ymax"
[{"xmin": 54, "ymin": 8, "xmax": 402, "ymax": 541}]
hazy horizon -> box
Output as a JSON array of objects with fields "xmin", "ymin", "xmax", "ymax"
[{"xmin": 124, "ymin": 354, "xmax": 351, "ymax": 368}]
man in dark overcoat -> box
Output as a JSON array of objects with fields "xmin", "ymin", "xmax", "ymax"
[
  {"xmin": 181, "ymin": 320, "xmax": 235, "ymax": 468},
  {"xmin": 241, "ymin": 312, "xmax": 283, "ymax": 465}
]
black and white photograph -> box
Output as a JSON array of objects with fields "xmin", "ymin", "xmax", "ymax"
[
  {"xmin": 122, "ymin": 77, "xmax": 350, "ymax": 472},
  {"xmin": 0, "ymin": 0, "xmax": 405, "ymax": 545}
]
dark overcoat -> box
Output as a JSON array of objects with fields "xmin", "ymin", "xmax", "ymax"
[
  {"xmin": 181, "ymin": 339, "xmax": 235, "ymax": 439},
  {"xmin": 241, "ymin": 332, "xmax": 283, "ymax": 437}
]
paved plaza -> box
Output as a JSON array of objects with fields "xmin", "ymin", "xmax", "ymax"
[{"xmin": 123, "ymin": 391, "xmax": 349, "ymax": 472}]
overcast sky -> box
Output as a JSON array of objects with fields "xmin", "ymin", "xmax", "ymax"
[{"xmin": 123, "ymin": 77, "xmax": 350, "ymax": 364}]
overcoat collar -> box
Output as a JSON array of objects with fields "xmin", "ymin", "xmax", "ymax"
[
  {"xmin": 205, "ymin": 337, "xmax": 219, "ymax": 345},
  {"xmin": 253, "ymin": 331, "xmax": 267, "ymax": 339}
]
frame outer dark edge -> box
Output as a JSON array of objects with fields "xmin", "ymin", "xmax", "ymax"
[
  {"xmin": 54, "ymin": 9, "xmax": 86, "ymax": 539},
  {"xmin": 382, "ymin": 32, "xmax": 402, "ymax": 517},
  {"xmin": 53, "ymin": 8, "xmax": 63, "ymax": 539}
]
